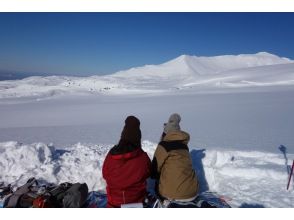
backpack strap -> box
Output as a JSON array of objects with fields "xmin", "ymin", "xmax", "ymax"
[{"xmin": 6, "ymin": 178, "xmax": 37, "ymax": 208}]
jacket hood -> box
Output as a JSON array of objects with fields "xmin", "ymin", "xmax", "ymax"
[{"xmin": 163, "ymin": 130, "xmax": 190, "ymax": 144}]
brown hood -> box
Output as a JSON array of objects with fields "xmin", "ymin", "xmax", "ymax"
[{"xmin": 163, "ymin": 130, "xmax": 190, "ymax": 145}]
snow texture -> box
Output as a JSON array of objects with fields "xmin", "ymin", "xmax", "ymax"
[{"xmin": 0, "ymin": 141, "xmax": 293, "ymax": 208}]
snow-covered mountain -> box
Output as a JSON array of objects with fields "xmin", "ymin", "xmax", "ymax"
[{"xmin": 0, "ymin": 52, "xmax": 294, "ymax": 99}]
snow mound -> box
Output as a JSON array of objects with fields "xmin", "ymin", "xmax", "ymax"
[
  {"xmin": 1, "ymin": 141, "xmax": 293, "ymax": 207},
  {"xmin": 198, "ymin": 149, "xmax": 294, "ymax": 207},
  {"xmin": 0, "ymin": 140, "xmax": 157, "ymax": 191}
]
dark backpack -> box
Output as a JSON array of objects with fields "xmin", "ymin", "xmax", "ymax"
[
  {"xmin": 0, "ymin": 183, "xmax": 13, "ymax": 208},
  {"xmin": 4, "ymin": 177, "xmax": 57, "ymax": 208},
  {"xmin": 29, "ymin": 182, "xmax": 73, "ymax": 208},
  {"xmin": 5, "ymin": 177, "xmax": 39, "ymax": 208},
  {"xmin": 63, "ymin": 183, "xmax": 88, "ymax": 208},
  {"xmin": 3, "ymin": 178, "xmax": 88, "ymax": 208},
  {"xmin": 48, "ymin": 182, "xmax": 73, "ymax": 208}
]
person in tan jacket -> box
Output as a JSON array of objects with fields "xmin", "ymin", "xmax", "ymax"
[{"xmin": 151, "ymin": 113, "xmax": 199, "ymax": 202}]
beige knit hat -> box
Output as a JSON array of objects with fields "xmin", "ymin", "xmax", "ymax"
[{"xmin": 163, "ymin": 113, "xmax": 181, "ymax": 134}]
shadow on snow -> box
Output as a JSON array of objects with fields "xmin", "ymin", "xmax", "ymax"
[{"xmin": 190, "ymin": 148, "xmax": 209, "ymax": 193}]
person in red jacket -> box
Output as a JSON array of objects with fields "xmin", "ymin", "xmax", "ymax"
[{"xmin": 102, "ymin": 115, "xmax": 151, "ymax": 208}]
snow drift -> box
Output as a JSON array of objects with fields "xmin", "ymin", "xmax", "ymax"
[{"xmin": 1, "ymin": 141, "xmax": 293, "ymax": 208}]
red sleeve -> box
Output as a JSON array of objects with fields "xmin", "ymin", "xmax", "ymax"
[{"xmin": 102, "ymin": 152, "xmax": 110, "ymax": 180}]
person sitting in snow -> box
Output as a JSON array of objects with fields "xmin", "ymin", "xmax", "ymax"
[
  {"xmin": 151, "ymin": 113, "xmax": 199, "ymax": 204},
  {"xmin": 102, "ymin": 115, "xmax": 151, "ymax": 208}
]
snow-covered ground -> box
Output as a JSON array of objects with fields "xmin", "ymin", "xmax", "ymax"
[
  {"xmin": 0, "ymin": 141, "xmax": 293, "ymax": 207},
  {"xmin": 1, "ymin": 91, "xmax": 293, "ymax": 153},
  {"xmin": 0, "ymin": 52, "xmax": 294, "ymax": 207}
]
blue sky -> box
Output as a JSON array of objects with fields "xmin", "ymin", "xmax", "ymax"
[{"xmin": 0, "ymin": 13, "xmax": 293, "ymax": 76}]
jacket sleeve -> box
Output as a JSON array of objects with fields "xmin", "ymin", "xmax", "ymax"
[
  {"xmin": 102, "ymin": 152, "xmax": 110, "ymax": 180},
  {"xmin": 150, "ymin": 145, "xmax": 168, "ymax": 180}
]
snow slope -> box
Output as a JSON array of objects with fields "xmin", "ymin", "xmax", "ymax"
[
  {"xmin": 0, "ymin": 52, "xmax": 293, "ymax": 99},
  {"xmin": 0, "ymin": 141, "xmax": 293, "ymax": 208}
]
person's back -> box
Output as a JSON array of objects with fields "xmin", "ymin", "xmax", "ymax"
[
  {"xmin": 151, "ymin": 113, "xmax": 199, "ymax": 201},
  {"xmin": 102, "ymin": 116, "xmax": 151, "ymax": 207}
]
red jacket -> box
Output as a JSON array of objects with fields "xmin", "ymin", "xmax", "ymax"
[{"xmin": 102, "ymin": 147, "xmax": 151, "ymax": 208}]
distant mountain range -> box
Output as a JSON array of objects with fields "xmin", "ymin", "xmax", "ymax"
[
  {"xmin": 0, "ymin": 52, "xmax": 294, "ymax": 99},
  {"xmin": 0, "ymin": 71, "xmax": 37, "ymax": 81},
  {"xmin": 0, "ymin": 71, "xmax": 89, "ymax": 81}
]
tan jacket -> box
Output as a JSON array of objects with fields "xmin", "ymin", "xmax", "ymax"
[{"xmin": 151, "ymin": 131, "xmax": 199, "ymax": 200}]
